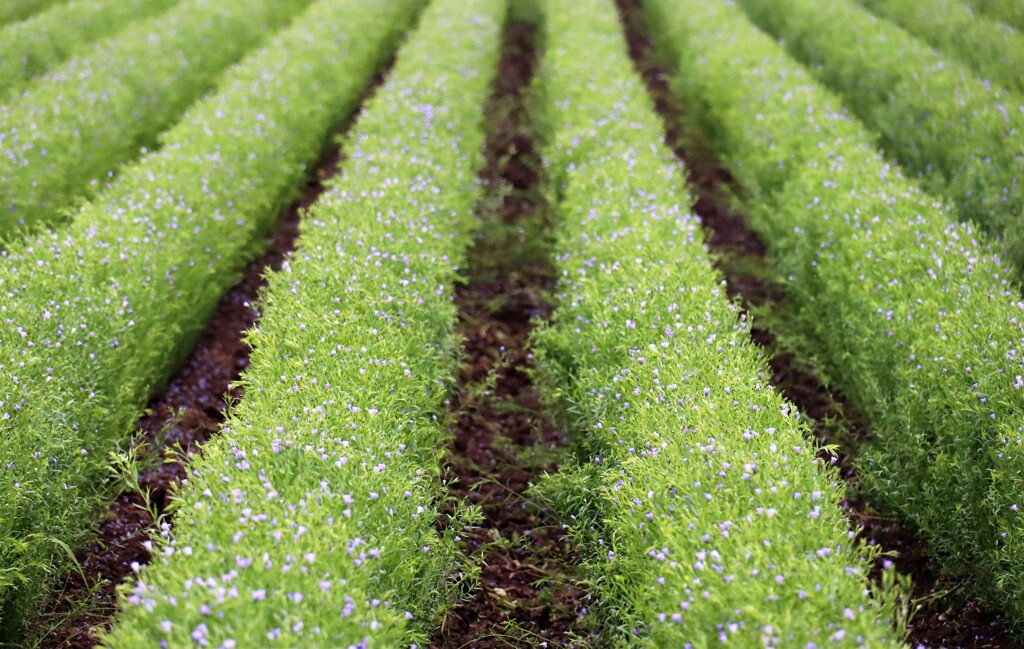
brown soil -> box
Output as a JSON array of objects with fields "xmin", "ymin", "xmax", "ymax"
[
  {"xmin": 29, "ymin": 62, "xmax": 395, "ymax": 649},
  {"xmin": 429, "ymin": 20, "xmax": 593, "ymax": 649},
  {"xmin": 614, "ymin": 0, "xmax": 1015, "ymax": 646}
]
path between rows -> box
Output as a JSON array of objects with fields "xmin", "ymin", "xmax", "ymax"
[{"xmin": 429, "ymin": 17, "xmax": 593, "ymax": 649}]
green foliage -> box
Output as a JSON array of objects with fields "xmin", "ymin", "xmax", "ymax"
[
  {"xmin": 0, "ymin": 0, "xmax": 423, "ymax": 640},
  {"xmin": 650, "ymin": 0, "xmax": 1024, "ymax": 632},
  {"xmin": 734, "ymin": 0, "xmax": 1024, "ymax": 268},
  {"xmin": 99, "ymin": 0, "xmax": 505, "ymax": 645},
  {"xmin": 965, "ymin": 0, "xmax": 1024, "ymax": 31},
  {"xmin": 0, "ymin": 0, "xmax": 68, "ymax": 26},
  {"xmin": 529, "ymin": 0, "xmax": 905, "ymax": 644},
  {"xmin": 856, "ymin": 0, "xmax": 1024, "ymax": 96},
  {"xmin": 0, "ymin": 0, "xmax": 181, "ymax": 100},
  {"xmin": 0, "ymin": 0, "xmax": 315, "ymax": 244}
]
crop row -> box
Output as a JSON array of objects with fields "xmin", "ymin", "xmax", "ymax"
[
  {"xmin": 649, "ymin": 0, "xmax": 1024, "ymax": 631},
  {"xmin": 0, "ymin": 0, "xmax": 422, "ymax": 638},
  {"xmin": 855, "ymin": 0, "xmax": 1024, "ymax": 96},
  {"xmin": 99, "ymin": 0, "xmax": 505, "ymax": 644},
  {"xmin": 0, "ymin": 0, "xmax": 314, "ymax": 244},
  {"xmin": 967, "ymin": 0, "xmax": 1024, "ymax": 31},
  {"xmin": 0, "ymin": 0, "xmax": 66, "ymax": 27},
  {"xmin": 0, "ymin": 0, "xmax": 181, "ymax": 101},
  {"xmin": 531, "ymin": 0, "xmax": 904, "ymax": 644},
  {"xmin": 733, "ymin": 0, "xmax": 1024, "ymax": 269}
]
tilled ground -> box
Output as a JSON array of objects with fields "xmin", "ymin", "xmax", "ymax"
[
  {"xmin": 434, "ymin": 277, "xmax": 590, "ymax": 648},
  {"xmin": 429, "ymin": 18, "xmax": 593, "ymax": 649},
  {"xmin": 615, "ymin": 0, "xmax": 1014, "ymax": 646}
]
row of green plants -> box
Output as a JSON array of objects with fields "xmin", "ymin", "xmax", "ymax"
[
  {"xmin": 648, "ymin": 0, "xmax": 1024, "ymax": 632},
  {"xmin": 967, "ymin": 0, "xmax": 1024, "ymax": 31},
  {"xmin": 100, "ymin": 0, "xmax": 505, "ymax": 642},
  {"xmin": 0, "ymin": 0, "xmax": 424, "ymax": 640},
  {"xmin": 0, "ymin": 0, "xmax": 180, "ymax": 100},
  {"xmin": 855, "ymin": 0, "xmax": 1024, "ymax": 96},
  {"xmin": 734, "ymin": 0, "xmax": 1024, "ymax": 267},
  {"xmin": 0, "ymin": 0, "xmax": 66, "ymax": 27},
  {"xmin": 530, "ymin": 0, "xmax": 905, "ymax": 644},
  {"xmin": 2, "ymin": 0, "xmax": 1019, "ymax": 643},
  {"xmin": 0, "ymin": 0, "xmax": 314, "ymax": 244}
]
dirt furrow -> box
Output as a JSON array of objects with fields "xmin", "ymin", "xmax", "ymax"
[
  {"xmin": 614, "ymin": 0, "xmax": 1012, "ymax": 646},
  {"xmin": 429, "ymin": 18, "xmax": 593, "ymax": 649},
  {"xmin": 31, "ymin": 63, "xmax": 397, "ymax": 649}
]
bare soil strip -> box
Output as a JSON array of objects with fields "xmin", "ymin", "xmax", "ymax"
[
  {"xmin": 614, "ymin": 0, "xmax": 1014, "ymax": 646},
  {"xmin": 429, "ymin": 20, "xmax": 593, "ymax": 649},
  {"xmin": 30, "ymin": 62, "xmax": 397, "ymax": 649}
]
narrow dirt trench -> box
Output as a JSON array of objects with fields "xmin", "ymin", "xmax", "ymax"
[
  {"xmin": 430, "ymin": 18, "xmax": 593, "ymax": 649},
  {"xmin": 30, "ymin": 61, "xmax": 399, "ymax": 649},
  {"xmin": 614, "ymin": 0, "xmax": 1013, "ymax": 646}
]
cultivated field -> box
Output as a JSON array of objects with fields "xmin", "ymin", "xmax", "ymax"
[{"xmin": 0, "ymin": 0, "xmax": 1022, "ymax": 646}]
